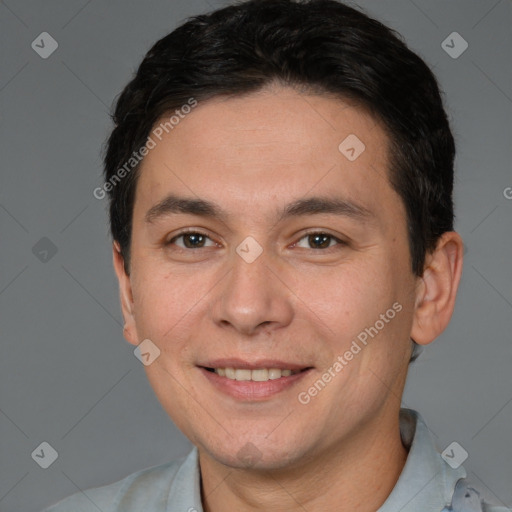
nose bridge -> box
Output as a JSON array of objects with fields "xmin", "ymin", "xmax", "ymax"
[{"xmin": 212, "ymin": 238, "xmax": 293, "ymax": 334}]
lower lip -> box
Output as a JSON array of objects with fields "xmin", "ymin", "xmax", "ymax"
[{"xmin": 199, "ymin": 367, "xmax": 312, "ymax": 401}]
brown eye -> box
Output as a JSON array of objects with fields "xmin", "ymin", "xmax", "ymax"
[
  {"xmin": 308, "ymin": 233, "xmax": 332, "ymax": 249},
  {"xmin": 167, "ymin": 231, "xmax": 215, "ymax": 249},
  {"xmin": 295, "ymin": 232, "xmax": 344, "ymax": 250}
]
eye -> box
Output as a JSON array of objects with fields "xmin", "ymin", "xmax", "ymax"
[
  {"xmin": 294, "ymin": 231, "xmax": 346, "ymax": 250},
  {"xmin": 165, "ymin": 230, "xmax": 346, "ymax": 252},
  {"xmin": 167, "ymin": 230, "xmax": 217, "ymax": 249}
]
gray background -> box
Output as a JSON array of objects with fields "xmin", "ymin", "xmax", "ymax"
[{"xmin": 0, "ymin": 0, "xmax": 511, "ymax": 511}]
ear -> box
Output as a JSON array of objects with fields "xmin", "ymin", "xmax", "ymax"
[
  {"xmin": 112, "ymin": 241, "xmax": 139, "ymax": 346},
  {"xmin": 410, "ymin": 231, "xmax": 464, "ymax": 346}
]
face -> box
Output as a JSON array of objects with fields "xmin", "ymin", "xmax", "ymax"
[{"xmin": 116, "ymin": 86, "xmax": 421, "ymax": 471}]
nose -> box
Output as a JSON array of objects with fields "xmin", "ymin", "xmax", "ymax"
[{"xmin": 211, "ymin": 245, "xmax": 294, "ymax": 337}]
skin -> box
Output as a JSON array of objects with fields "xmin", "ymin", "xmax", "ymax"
[{"xmin": 113, "ymin": 85, "xmax": 464, "ymax": 511}]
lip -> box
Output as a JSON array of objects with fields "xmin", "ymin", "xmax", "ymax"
[
  {"xmin": 198, "ymin": 358, "xmax": 309, "ymax": 371},
  {"xmin": 199, "ymin": 361, "xmax": 313, "ymax": 402}
]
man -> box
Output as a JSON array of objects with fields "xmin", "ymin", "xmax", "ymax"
[{"xmin": 43, "ymin": 0, "xmax": 510, "ymax": 511}]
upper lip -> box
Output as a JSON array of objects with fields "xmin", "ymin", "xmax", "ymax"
[{"xmin": 198, "ymin": 358, "xmax": 311, "ymax": 371}]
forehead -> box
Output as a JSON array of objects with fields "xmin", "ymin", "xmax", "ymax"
[
  {"xmin": 148, "ymin": 87, "xmax": 384, "ymax": 164},
  {"xmin": 133, "ymin": 86, "xmax": 400, "ymax": 225}
]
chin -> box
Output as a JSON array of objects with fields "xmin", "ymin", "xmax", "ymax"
[{"xmin": 198, "ymin": 431, "xmax": 313, "ymax": 472}]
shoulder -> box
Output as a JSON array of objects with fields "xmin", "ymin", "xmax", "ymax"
[
  {"xmin": 41, "ymin": 454, "xmax": 189, "ymax": 512},
  {"xmin": 448, "ymin": 506, "xmax": 512, "ymax": 512},
  {"xmin": 441, "ymin": 477, "xmax": 511, "ymax": 512},
  {"xmin": 397, "ymin": 410, "xmax": 510, "ymax": 512}
]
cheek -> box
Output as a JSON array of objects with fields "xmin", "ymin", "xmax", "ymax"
[
  {"xmin": 130, "ymin": 261, "xmax": 221, "ymax": 369},
  {"xmin": 321, "ymin": 257, "xmax": 412, "ymax": 377},
  {"xmin": 301, "ymin": 260, "xmax": 397, "ymax": 338},
  {"xmin": 131, "ymin": 264, "xmax": 191, "ymax": 342}
]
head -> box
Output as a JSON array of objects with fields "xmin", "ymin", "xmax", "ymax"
[{"xmin": 106, "ymin": 0, "xmax": 463, "ymax": 471}]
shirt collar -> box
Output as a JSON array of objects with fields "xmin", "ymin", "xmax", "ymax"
[
  {"xmin": 166, "ymin": 446, "xmax": 202, "ymax": 512},
  {"xmin": 166, "ymin": 408, "xmax": 465, "ymax": 512},
  {"xmin": 378, "ymin": 408, "xmax": 466, "ymax": 512}
]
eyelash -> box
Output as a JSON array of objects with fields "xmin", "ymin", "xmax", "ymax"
[{"xmin": 165, "ymin": 228, "xmax": 347, "ymax": 252}]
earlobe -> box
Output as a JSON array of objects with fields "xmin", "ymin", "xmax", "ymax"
[
  {"xmin": 410, "ymin": 232, "xmax": 464, "ymax": 346},
  {"xmin": 112, "ymin": 241, "xmax": 139, "ymax": 346}
]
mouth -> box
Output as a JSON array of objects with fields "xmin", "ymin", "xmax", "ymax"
[
  {"xmin": 198, "ymin": 361, "xmax": 313, "ymax": 400},
  {"xmin": 203, "ymin": 367, "xmax": 305, "ymax": 381}
]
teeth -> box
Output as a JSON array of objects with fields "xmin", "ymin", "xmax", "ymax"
[
  {"xmin": 213, "ymin": 367, "xmax": 300, "ymax": 381},
  {"xmin": 252, "ymin": 369, "xmax": 268, "ymax": 381},
  {"xmin": 234, "ymin": 369, "xmax": 252, "ymax": 381},
  {"xmin": 268, "ymin": 368, "xmax": 282, "ymax": 380}
]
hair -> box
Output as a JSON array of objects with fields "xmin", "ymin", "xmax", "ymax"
[{"xmin": 103, "ymin": 0, "xmax": 456, "ymax": 362}]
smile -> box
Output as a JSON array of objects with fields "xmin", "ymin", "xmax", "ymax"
[
  {"xmin": 207, "ymin": 367, "xmax": 301, "ymax": 381},
  {"xmin": 199, "ymin": 363, "xmax": 313, "ymax": 400}
]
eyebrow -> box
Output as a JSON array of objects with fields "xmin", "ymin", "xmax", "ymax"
[{"xmin": 144, "ymin": 193, "xmax": 375, "ymax": 224}]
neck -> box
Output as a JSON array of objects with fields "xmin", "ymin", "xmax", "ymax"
[{"xmin": 199, "ymin": 408, "xmax": 408, "ymax": 512}]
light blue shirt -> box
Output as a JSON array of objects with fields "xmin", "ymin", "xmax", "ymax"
[{"xmin": 43, "ymin": 409, "xmax": 510, "ymax": 512}]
